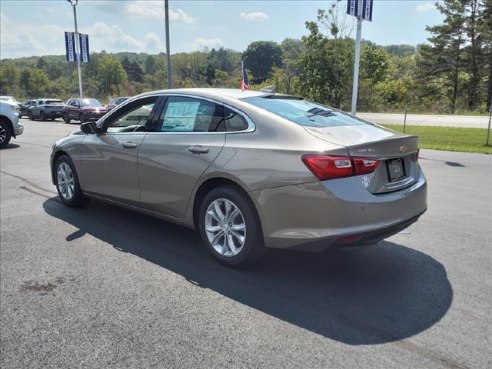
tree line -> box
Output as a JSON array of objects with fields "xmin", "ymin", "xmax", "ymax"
[{"xmin": 0, "ymin": 0, "xmax": 490, "ymax": 114}]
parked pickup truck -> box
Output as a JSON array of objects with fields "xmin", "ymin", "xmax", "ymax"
[{"xmin": 0, "ymin": 100, "xmax": 24, "ymax": 148}]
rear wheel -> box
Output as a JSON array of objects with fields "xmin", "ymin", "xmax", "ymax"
[
  {"xmin": 54, "ymin": 155, "xmax": 89, "ymax": 207},
  {"xmin": 40, "ymin": 112, "xmax": 46, "ymax": 121},
  {"xmin": 63, "ymin": 113, "xmax": 71, "ymax": 124},
  {"xmin": 0, "ymin": 121, "xmax": 12, "ymax": 148},
  {"xmin": 28, "ymin": 111, "xmax": 34, "ymax": 120},
  {"xmin": 79, "ymin": 113, "xmax": 85, "ymax": 123},
  {"xmin": 198, "ymin": 186, "xmax": 264, "ymax": 267}
]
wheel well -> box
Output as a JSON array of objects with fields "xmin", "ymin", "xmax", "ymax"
[
  {"xmin": 0, "ymin": 115, "xmax": 14, "ymax": 136},
  {"xmin": 192, "ymin": 178, "xmax": 254, "ymax": 230},
  {"xmin": 51, "ymin": 150, "xmax": 69, "ymax": 183}
]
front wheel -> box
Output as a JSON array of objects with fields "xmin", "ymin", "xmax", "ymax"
[
  {"xmin": 54, "ymin": 155, "xmax": 89, "ymax": 207},
  {"xmin": 28, "ymin": 111, "xmax": 34, "ymax": 120},
  {"xmin": 198, "ymin": 186, "xmax": 264, "ymax": 267},
  {"xmin": 63, "ymin": 113, "xmax": 71, "ymax": 124},
  {"xmin": 40, "ymin": 112, "xmax": 46, "ymax": 121},
  {"xmin": 79, "ymin": 113, "xmax": 85, "ymax": 123},
  {"xmin": 0, "ymin": 121, "xmax": 12, "ymax": 148}
]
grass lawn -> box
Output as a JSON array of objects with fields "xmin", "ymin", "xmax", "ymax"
[{"xmin": 382, "ymin": 124, "xmax": 492, "ymax": 154}]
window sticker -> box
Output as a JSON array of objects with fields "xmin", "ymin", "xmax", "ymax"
[{"xmin": 162, "ymin": 101, "xmax": 200, "ymax": 131}]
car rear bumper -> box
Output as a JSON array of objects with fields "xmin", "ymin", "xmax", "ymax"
[{"xmin": 250, "ymin": 169, "xmax": 427, "ymax": 251}]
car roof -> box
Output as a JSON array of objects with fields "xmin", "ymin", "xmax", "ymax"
[{"xmin": 141, "ymin": 88, "xmax": 275, "ymax": 101}]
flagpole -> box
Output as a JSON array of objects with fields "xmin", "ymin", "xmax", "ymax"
[{"xmin": 67, "ymin": 0, "xmax": 83, "ymax": 98}]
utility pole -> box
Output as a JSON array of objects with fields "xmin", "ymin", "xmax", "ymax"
[
  {"xmin": 67, "ymin": 0, "xmax": 83, "ymax": 98},
  {"xmin": 165, "ymin": 0, "xmax": 172, "ymax": 89}
]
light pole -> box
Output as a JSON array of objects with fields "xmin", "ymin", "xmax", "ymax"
[
  {"xmin": 351, "ymin": 14, "xmax": 362, "ymax": 115},
  {"xmin": 67, "ymin": 0, "xmax": 83, "ymax": 98},
  {"xmin": 165, "ymin": 0, "xmax": 172, "ymax": 89}
]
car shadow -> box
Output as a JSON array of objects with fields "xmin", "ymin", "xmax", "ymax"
[
  {"xmin": 43, "ymin": 197, "xmax": 452, "ymax": 346},
  {"xmin": 2, "ymin": 143, "xmax": 20, "ymax": 150}
]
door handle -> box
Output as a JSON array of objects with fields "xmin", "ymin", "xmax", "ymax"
[
  {"xmin": 122, "ymin": 142, "xmax": 138, "ymax": 149},
  {"xmin": 188, "ymin": 145, "xmax": 209, "ymax": 154}
]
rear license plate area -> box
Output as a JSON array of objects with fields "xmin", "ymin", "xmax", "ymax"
[{"xmin": 387, "ymin": 158, "xmax": 405, "ymax": 182}]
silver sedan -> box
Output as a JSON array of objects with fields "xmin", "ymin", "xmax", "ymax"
[{"xmin": 50, "ymin": 88, "xmax": 427, "ymax": 266}]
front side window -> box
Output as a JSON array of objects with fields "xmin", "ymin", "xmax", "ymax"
[
  {"xmin": 157, "ymin": 96, "xmax": 223, "ymax": 133},
  {"xmin": 106, "ymin": 96, "xmax": 157, "ymax": 133}
]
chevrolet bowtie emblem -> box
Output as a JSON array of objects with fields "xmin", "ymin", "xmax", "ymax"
[{"xmin": 400, "ymin": 144, "xmax": 409, "ymax": 153}]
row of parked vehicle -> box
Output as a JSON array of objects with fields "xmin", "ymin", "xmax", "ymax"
[{"xmin": 18, "ymin": 96, "xmax": 129, "ymax": 123}]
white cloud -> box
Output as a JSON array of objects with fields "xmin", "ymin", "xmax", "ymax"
[
  {"xmin": 125, "ymin": 1, "xmax": 197, "ymax": 23},
  {"xmin": 0, "ymin": 14, "xmax": 166, "ymax": 58},
  {"xmin": 83, "ymin": 22, "xmax": 145, "ymax": 51},
  {"xmin": 416, "ymin": 2, "xmax": 436, "ymax": 13},
  {"xmin": 143, "ymin": 33, "xmax": 165, "ymax": 53},
  {"xmin": 0, "ymin": 12, "xmax": 66, "ymax": 58},
  {"xmin": 193, "ymin": 38, "xmax": 224, "ymax": 50},
  {"xmin": 240, "ymin": 11, "xmax": 269, "ymax": 22}
]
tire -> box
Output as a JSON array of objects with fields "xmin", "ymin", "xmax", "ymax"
[
  {"xmin": 79, "ymin": 113, "xmax": 85, "ymax": 123},
  {"xmin": 63, "ymin": 113, "xmax": 71, "ymax": 124},
  {"xmin": 28, "ymin": 111, "xmax": 34, "ymax": 120},
  {"xmin": 0, "ymin": 121, "xmax": 12, "ymax": 148},
  {"xmin": 40, "ymin": 112, "xmax": 46, "ymax": 121},
  {"xmin": 198, "ymin": 186, "xmax": 265, "ymax": 267},
  {"xmin": 54, "ymin": 155, "xmax": 89, "ymax": 207}
]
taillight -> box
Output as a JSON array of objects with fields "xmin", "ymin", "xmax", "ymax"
[
  {"xmin": 302, "ymin": 155, "xmax": 380, "ymax": 181},
  {"xmin": 411, "ymin": 149, "xmax": 420, "ymax": 162},
  {"xmin": 352, "ymin": 158, "xmax": 380, "ymax": 175}
]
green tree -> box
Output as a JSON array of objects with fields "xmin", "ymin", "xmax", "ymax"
[
  {"xmin": 29, "ymin": 69, "xmax": 49, "ymax": 97},
  {"xmin": 483, "ymin": 0, "xmax": 492, "ymax": 108},
  {"xmin": 243, "ymin": 41, "xmax": 283, "ymax": 84},
  {"xmin": 0, "ymin": 63, "xmax": 20, "ymax": 96},
  {"xmin": 298, "ymin": 18, "xmax": 354, "ymax": 108},
  {"xmin": 417, "ymin": 0, "xmax": 466, "ymax": 113}
]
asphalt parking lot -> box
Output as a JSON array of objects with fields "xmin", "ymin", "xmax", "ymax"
[{"xmin": 1, "ymin": 118, "xmax": 491, "ymax": 369}]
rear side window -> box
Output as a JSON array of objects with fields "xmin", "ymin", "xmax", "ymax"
[
  {"xmin": 222, "ymin": 107, "xmax": 249, "ymax": 132},
  {"xmin": 242, "ymin": 96, "xmax": 365, "ymax": 128}
]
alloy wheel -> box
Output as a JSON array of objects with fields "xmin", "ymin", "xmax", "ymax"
[
  {"xmin": 57, "ymin": 162, "xmax": 75, "ymax": 200},
  {"xmin": 204, "ymin": 198, "xmax": 246, "ymax": 257},
  {"xmin": 0, "ymin": 126, "xmax": 6, "ymax": 144}
]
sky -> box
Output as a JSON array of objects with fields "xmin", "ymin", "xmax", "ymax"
[{"xmin": 0, "ymin": 0, "xmax": 444, "ymax": 59}]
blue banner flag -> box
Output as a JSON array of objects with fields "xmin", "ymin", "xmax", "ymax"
[
  {"xmin": 79, "ymin": 34, "xmax": 90, "ymax": 63},
  {"xmin": 64, "ymin": 32, "xmax": 77, "ymax": 62},
  {"xmin": 346, "ymin": 0, "xmax": 373, "ymax": 22}
]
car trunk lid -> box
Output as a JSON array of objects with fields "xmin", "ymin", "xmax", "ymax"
[{"xmin": 305, "ymin": 124, "xmax": 420, "ymax": 194}]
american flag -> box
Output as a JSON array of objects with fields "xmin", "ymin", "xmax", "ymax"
[{"xmin": 240, "ymin": 62, "xmax": 251, "ymax": 90}]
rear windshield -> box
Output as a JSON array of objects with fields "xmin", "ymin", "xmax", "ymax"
[
  {"xmin": 46, "ymin": 100, "xmax": 63, "ymax": 104},
  {"xmin": 242, "ymin": 96, "xmax": 365, "ymax": 127}
]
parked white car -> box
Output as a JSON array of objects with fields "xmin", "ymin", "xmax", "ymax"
[{"xmin": 0, "ymin": 100, "xmax": 24, "ymax": 148}]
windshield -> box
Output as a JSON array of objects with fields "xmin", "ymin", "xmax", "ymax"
[
  {"xmin": 81, "ymin": 99, "xmax": 102, "ymax": 107},
  {"xmin": 242, "ymin": 96, "xmax": 365, "ymax": 128}
]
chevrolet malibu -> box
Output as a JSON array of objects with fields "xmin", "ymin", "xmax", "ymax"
[{"xmin": 50, "ymin": 89, "xmax": 427, "ymax": 266}]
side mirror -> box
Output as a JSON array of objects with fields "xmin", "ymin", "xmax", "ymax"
[{"xmin": 81, "ymin": 121, "xmax": 98, "ymax": 134}]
